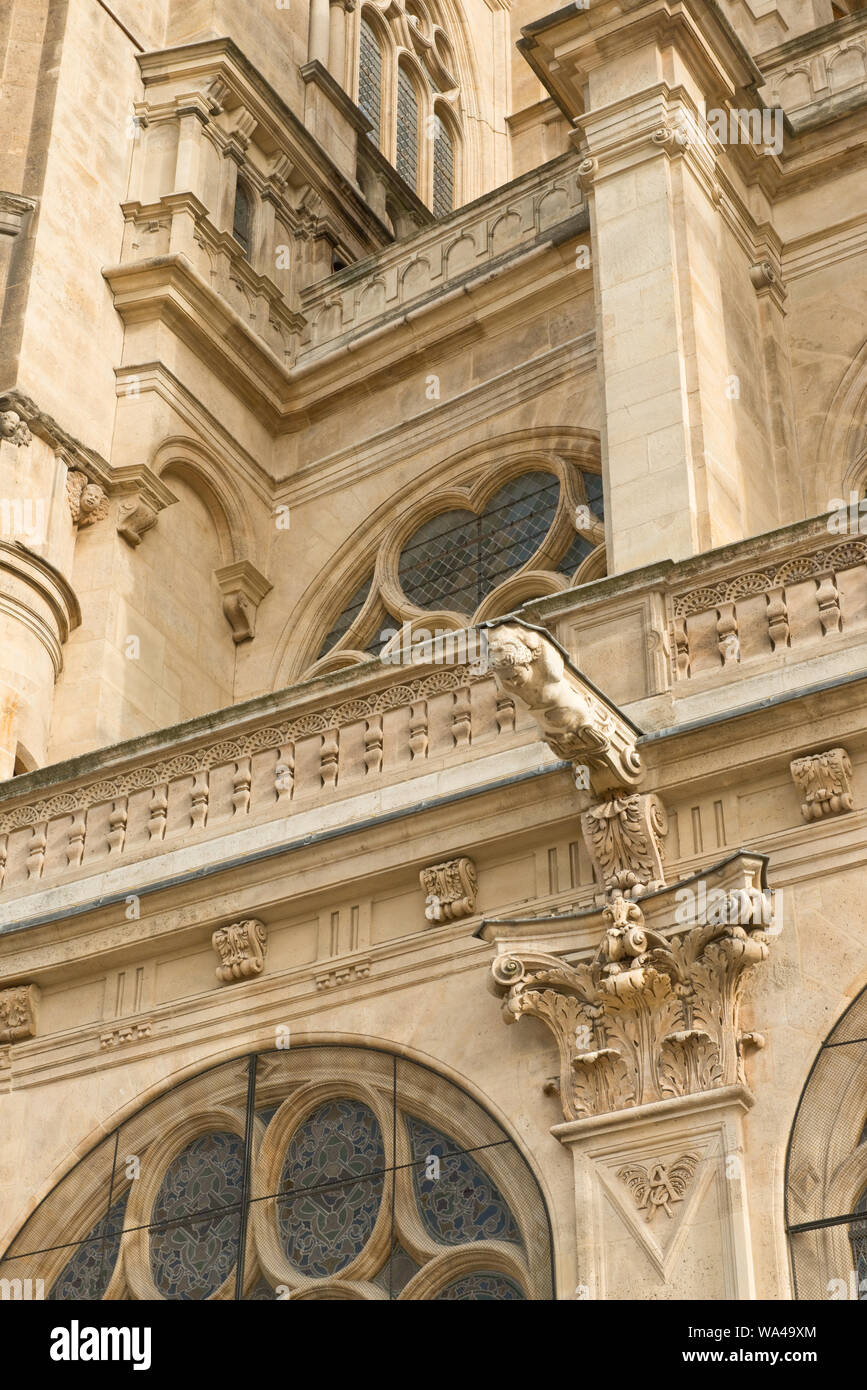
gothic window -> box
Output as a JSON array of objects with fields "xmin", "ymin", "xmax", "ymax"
[
  {"xmin": 1, "ymin": 1047, "xmax": 554, "ymax": 1301},
  {"xmin": 396, "ymin": 65, "xmax": 420, "ymax": 193},
  {"xmin": 358, "ymin": 16, "xmax": 383, "ymax": 145},
  {"xmin": 311, "ymin": 457, "xmax": 605, "ymax": 672},
  {"xmin": 355, "ymin": 2, "xmax": 463, "ymax": 213},
  {"xmin": 232, "ymin": 180, "xmax": 252, "ymax": 258}
]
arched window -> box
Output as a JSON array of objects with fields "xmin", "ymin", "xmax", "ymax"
[
  {"xmin": 358, "ymin": 16, "xmax": 383, "ymax": 146},
  {"xmin": 0, "ymin": 1046, "xmax": 555, "ymax": 1301},
  {"xmin": 232, "ymin": 180, "xmax": 252, "ymax": 259},
  {"xmin": 432, "ymin": 115, "xmax": 454, "ymax": 218},
  {"xmin": 355, "ymin": 4, "xmax": 463, "ymax": 214},
  {"xmin": 396, "ymin": 65, "xmax": 419, "ymax": 193},
  {"xmin": 786, "ymin": 982, "xmax": 867, "ymax": 1298}
]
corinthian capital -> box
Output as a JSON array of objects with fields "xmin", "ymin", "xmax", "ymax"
[
  {"xmin": 486, "ymin": 853, "xmax": 775, "ymax": 1123},
  {"xmin": 484, "ymin": 621, "xmax": 643, "ymax": 794}
]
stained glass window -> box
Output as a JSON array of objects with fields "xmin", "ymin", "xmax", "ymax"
[
  {"xmin": 3, "ymin": 1047, "xmax": 554, "ymax": 1301},
  {"xmin": 317, "ymin": 575, "xmax": 373, "ymax": 660},
  {"xmin": 432, "ymin": 119, "xmax": 454, "ymax": 218},
  {"xmin": 396, "ymin": 66, "xmax": 419, "ymax": 193},
  {"xmin": 232, "ymin": 181, "xmax": 252, "ymax": 258},
  {"xmin": 358, "ymin": 18, "xmax": 382, "ymax": 146}
]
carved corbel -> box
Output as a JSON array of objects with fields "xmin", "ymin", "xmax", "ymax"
[
  {"xmin": 0, "ymin": 983, "xmax": 39, "ymax": 1043},
  {"xmin": 215, "ymin": 561, "xmax": 273, "ymax": 643},
  {"xmin": 420, "ymin": 856, "xmax": 477, "ymax": 924},
  {"xmin": 114, "ymin": 467, "xmax": 178, "ymax": 548},
  {"xmin": 212, "ymin": 918, "xmax": 267, "ymax": 983},
  {"xmin": 581, "ymin": 791, "xmax": 668, "ymax": 899},
  {"xmin": 0, "ymin": 191, "xmax": 37, "ymax": 239},
  {"xmin": 790, "ymin": 747, "xmax": 854, "ymax": 821},
  {"xmin": 486, "ymin": 855, "xmax": 775, "ymax": 1124}
]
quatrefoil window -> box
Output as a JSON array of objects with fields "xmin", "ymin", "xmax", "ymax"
[{"xmin": 2, "ymin": 1047, "xmax": 553, "ymax": 1301}]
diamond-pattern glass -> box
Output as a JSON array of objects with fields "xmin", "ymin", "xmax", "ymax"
[
  {"xmin": 396, "ymin": 66, "xmax": 419, "ymax": 192},
  {"xmin": 317, "ymin": 575, "xmax": 373, "ymax": 660},
  {"xmin": 358, "ymin": 19, "xmax": 382, "ymax": 147},
  {"xmin": 432, "ymin": 120, "xmax": 454, "ymax": 218}
]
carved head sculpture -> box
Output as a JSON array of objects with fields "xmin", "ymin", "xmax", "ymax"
[
  {"xmin": 486, "ymin": 624, "xmax": 567, "ymax": 697},
  {"xmin": 80, "ymin": 482, "xmax": 106, "ymax": 518},
  {"xmin": 0, "ymin": 410, "xmax": 32, "ymax": 447}
]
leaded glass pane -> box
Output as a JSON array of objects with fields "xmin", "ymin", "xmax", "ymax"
[
  {"xmin": 317, "ymin": 575, "xmax": 373, "ymax": 659},
  {"xmin": 432, "ymin": 120, "xmax": 454, "ymax": 218},
  {"xmin": 149, "ymin": 1131, "xmax": 245, "ymax": 1299},
  {"xmin": 48, "ymin": 1193, "xmax": 128, "ymax": 1301},
  {"xmin": 372, "ymin": 1239, "xmax": 421, "ymax": 1295},
  {"xmin": 358, "ymin": 18, "xmax": 382, "ymax": 146},
  {"xmin": 434, "ymin": 1271, "xmax": 525, "ymax": 1300},
  {"xmin": 558, "ymin": 530, "xmax": 595, "ymax": 578},
  {"xmin": 582, "ymin": 469, "xmax": 605, "ymax": 519},
  {"xmin": 407, "ymin": 1115, "xmax": 522, "ymax": 1246},
  {"xmin": 396, "ymin": 66, "xmax": 419, "ymax": 192},
  {"xmin": 277, "ymin": 1177, "xmax": 385, "ymax": 1277},
  {"xmin": 397, "ymin": 472, "xmax": 560, "ymax": 614}
]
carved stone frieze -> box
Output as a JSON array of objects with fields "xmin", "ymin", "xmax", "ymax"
[
  {"xmin": 212, "ymin": 918, "xmax": 267, "ymax": 983},
  {"xmin": 0, "ymin": 983, "xmax": 39, "ymax": 1042},
  {"xmin": 790, "ymin": 747, "xmax": 855, "ymax": 821},
  {"xmin": 420, "ymin": 856, "xmax": 477, "ymax": 924},
  {"xmin": 487, "ymin": 856, "xmax": 774, "ymax": 1123},
  {"xmin": 314, "ymin": 960, "xmax": 371, "ymax": 990},
  {"xmin": 484, "ymin": 622, "xmax": 643, "ymax": 794},
  {"xmin": 581, "ymin": 791, "xmax": 667, "ymax": 899},
  {"xmin": 100, "ymin": 1021, "xmax": 152, "ymax": 1049}
]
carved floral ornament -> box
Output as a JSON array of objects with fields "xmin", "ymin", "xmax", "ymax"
[
  {"xmin": 212, "ymin": 918, "xmax": 267, "ymax": 983},
  {"xmin": 485, "ymin": 854, "xmax": 774, "ymax": 1125},
  {"xmin": 420, "ymin": 856, "xmax": 477, "ymax": 924},
  {"xmin": 0, "ymin": 983, "xmax": 39, "ymax": 1043},
  {"xmin": 789, "ymin": 747, "xmax": 855, "ymax": 821}
]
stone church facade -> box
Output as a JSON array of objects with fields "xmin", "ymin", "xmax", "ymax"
[{"xmin": 1, "ymin": 0, "xmax": 866, "ymax": 1301}]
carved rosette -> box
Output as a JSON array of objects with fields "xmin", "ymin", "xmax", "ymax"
[
  {"xmin": 212, "ymin": 918, "xmax": 268, "ymax": 983},
  {"xmin": 0, "ymin": 983, "xmax": 39, "ymax": 1042},
  {"xmin": 790, "ymin": 747, "xmax": 854, "ymax": 821},
  {"xmin": 420, "ymin": 856, "xmax": 477, "ymax": 924},
  {"xmin": 490, "ymin": 889, "xmax": 772, "ymax": 1123}
]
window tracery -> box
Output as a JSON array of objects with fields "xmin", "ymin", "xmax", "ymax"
[
  {"xmin": 312, "ymin": 454, "xmax": 606, "ymax": 672},
  {"xmin": 1, "ymin": 1047, "xmax": 553, "ymax": 1301},
  {"xmin": 355, "ymin": 1, "xmax": 463, "ymax": 213}
]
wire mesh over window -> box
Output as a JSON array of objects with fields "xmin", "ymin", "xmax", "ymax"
[
  {"xmin": 0, "ymin": 1047, "xmax": 555, "ymax": 1301},
  {"xmin": 432, "ymin": 119, "xmax": 454, "ymax": 218},
  {"xmin": 785, "ymin": 983, "xmax": 867, "ymax": 1300},
  {"xmin": 398, "ymin": 472, "xmax": 560, "ymax": 614},
  {"xmin": 396, "ymin": 66, "xmax": 419, "ymax": 193},
  {"xmin": 358, "ymin": 17, "xmax": 382, "ymax": 147},
  {"xmin": 232, "ymin": 182, "xmax": 252, "ymax": 258}
]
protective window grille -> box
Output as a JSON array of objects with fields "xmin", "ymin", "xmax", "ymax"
[
  {"xmin": 0, "ymin": 1046, "xmax": 555, "ymax": 1301},
  {"xmin": 396, "ymin": 66, "xmax": 419, "ymax": 192},
  {"xmin": 432, "ymin": 118, "xmax": 454, "ymax": 218},
  {"xmin": 232, "ymin": 181, "xmax": 252, "ymax": 258},
  {"xmin": 358, "ymin": 18, "xmax": 382, "ymax": 146},
  {"xmin": 397, "ymin": 472, "xmax": 561, "ymax": 614},
  {"xmin": 785, "ymin": 982, "xmax": 867, "ymax": 1300}
]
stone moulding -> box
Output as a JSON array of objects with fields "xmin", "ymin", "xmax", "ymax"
[
  {"xmin": 212, "ymin": 918, "xmax": 267, "ymax": 983},
  {"xmin": 486, "ymin": 852, "xmax": 774, "ymax": 1124},
  {"xmin": 0, "ymin": 983, "xmax": 39, "ymax": 1043}
]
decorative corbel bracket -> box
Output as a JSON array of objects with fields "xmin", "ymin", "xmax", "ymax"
[
  {"xmin": 482, "ymin": 851, "xmax": 775, "ymax": 1124},
  {"xmin": 215, "ymin": 560, "xmax": 273, "ymax": 643},
  {"xmin": 212, "ymin": 918, "xmax": 267, "ymax": 983},
  {"xmin": 0, "ymin": 983, "xmax": 39, "ymax": 1042},
  {"xmin": 113, "ymin": 466, "xmax": 178, "ymax": 547},
  {"xmin": 420, "ymin": 856, "xmax": 478, "ymax": 924},
  {"xmin": 0, "ymin": 191, "xmax": 37, "ymax": 239}
]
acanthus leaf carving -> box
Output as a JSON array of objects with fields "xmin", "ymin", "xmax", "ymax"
[
  {"xmin": 212, "ymin": 918, "xmax": 267, "ymax": 983},
  {"xmin": 420, "ymin": 856, "xmax": 477, "ymax": 923}
]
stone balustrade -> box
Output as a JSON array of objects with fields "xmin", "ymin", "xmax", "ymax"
[{"xmin": 298, "ymin": 152, "xmax": 587, "ymax": 355}]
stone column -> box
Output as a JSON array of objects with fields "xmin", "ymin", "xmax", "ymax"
[{"xmin": 308, "ymin": 0, "xmax": 331, "ymax": 67}]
